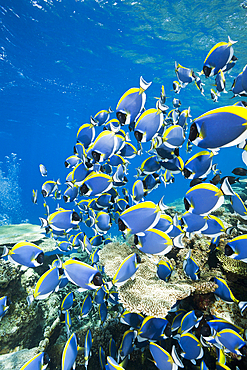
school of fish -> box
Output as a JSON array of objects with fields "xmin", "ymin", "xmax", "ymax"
[{"xmin": 2, "ymin": 36, "xmax": 247, "ymax": 370}]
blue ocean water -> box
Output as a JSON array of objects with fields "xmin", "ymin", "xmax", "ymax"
[{"xmin": 0, "ymin": 0, "xmax": 246, "ymax": 232}]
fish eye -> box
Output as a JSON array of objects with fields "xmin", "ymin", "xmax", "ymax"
[
  {"xmin": 200, "ymin": 323, "xmax": 211, "ymax": 337},
  {"xmin": 36, "ymin": 252, "xmax": 44, "ymax": 265},
  {"xmin": 184, "ymin": 197, "xmax": 190, "ymax": 211},
  {"xmin": 134, "ymin": 130, "xmax": 143, "ymax": 142},
  {"xmin": 118, "ymin": 218, "xmax": 126, "ymax": 231},
  {"xmin": 188, "ymin": 123, "xmax": 199, "ymax": 142},
  {"xmin": 92, "ymin": 272, "xmax": 103, "ymax": 286},
  {"xmin": 80, "ymin": 184, "xmax": 89, "ymax": 195},
  {"xmin": 225, "ymin": 244, "xmax": 233, "ymax": 256},
  {"xmin": 41, "ymin": 189, "xmax": 47, "ymax": 197},
  {"xmin": 72, "ymin": 211, "xmax": 81, "ymax": 222},
  {"xmin": 203, "ymin": 65, "xmax": 212, "ymax": 77},
  {"xmin": 116, "ymin": 111, "xmax": 127, "ymax": 125}
]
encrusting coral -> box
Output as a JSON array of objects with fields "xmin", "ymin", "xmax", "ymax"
[{"xmin": 98, "ymin": 235, "xmax": 218, "ymax": 318}]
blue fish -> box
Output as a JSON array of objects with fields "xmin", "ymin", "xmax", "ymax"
[
  {"xmin": 189, "ymin": 106, "xmax": 247, "ymax": 150},
  {"xmin": 80, "ymin": 294, "xmax": 92, "ymax": 318},
  {"xmin": 137, "ymin": 155, "xmax": 161, "ymax": 176},
  {"xmin": 116, "ymin": 76, "xmax": 152, "ymax": 126},
  {"xmin": 20, "ymin": 352, "xmax": 50, "ymax": 370},
  {"xmin": 201, "ymin": 215, "xmax": 226, "ymax": 237},
  {"xmin": 41, "ymin": 208, "xmax": 81, "ymax": 233},
  {"xmin": 94, "ymin": 287, "xmax": 105, "ymax": 305},
  {"xmin": 183, "ymin": 250, "xmax": 200, "ymax": 281},
  {"xmin": 118, "ymin": 329, "xmax": 136, "ymax": 361},
  {"xmin": 64, "ymin": 155, "xmax": 82, "ymax": 169},
  {"xmin": 230, "ymin": 192, "xmax": 247, "ymax": 219},
  {"xmin": 80, "ymin": 172, "xmax": 113, "ymax": 197},
  {"xmin": 120, "ymin": 311, "xmax": 144, "ymax": 329},
  {"xmin": 171, "ymin": 309, "xmax": 187, "ymax": 332},
  {"xmin": 61, "ymin": 333, "xmax": 78, "ymax": 370},
  {"xmin": 94, "ymin": 107, "xmax": 113, "ymax": 125},
  {"xmin": 134, "ymin": 101, "xmax": 167, "ymax": 143},
  {"xmin": 0, "ymin": 296, "xmax": 10, "ymax": 321},
  {"xmin": 41, "ymin": 179, "xmax": 61, "ymax": 198},
  {"xmin": 179, "ymin": 309, "xmax": 203, "ymax": 334},
  {"xmin": 202, "ymin": 36, "xmax": 237, "ymax": 77},
  {"xmin": 175, "ymin": 62, "xmax": 195, "ymax": 86},
  {"xmin": 180, "ymin": 211, "xmax": 207, "ymax": 234},
  {"xmin": 179, "ymin": 332, "xmax": 204, "ymax": 364},
  {"xmin": 106, "ymin": 356, "xmax": 124, "ymax": 370},
  {"xmin": 173, "ymin": 80, "xmax": 182, "ymax": 94},
  {"xmin": 95, "ymin": 212, "xmax": 112, "ymax": 234},
  {"xmin": 2, "ymin": 241, "xmax": 44, "ymax": 268},
  {"xmin": 161, "ymin": 125, "xmax": 185, "ymax": 149},
  {"xmin": 63, "ymin": 259, "xmax": 103, "ymax": 291},
  {"xmin": 76, "ymin": 118, "xmax": 96, "ymax": 149},
  {"xmin": 84, "ymin": 329, "xmax": 93, "ymax": 369},
  {"xmin": 63, "ymin": 185, "xmax": 79, "ymax": 203},
  {"xmin": 149, "ymin": 342, "xmax": 178, "ymax": 370},
  {"xmin": 215, "ymin": 328, "xmax": 246, "ymax": 355},
  {"xmin": 138, "ymin": 316, "xmax": 170, "ymax": 341},
  {"xmin": 132, "ymin": 179, "xmax": 145, "ymax": 203},
  {"xmin": 184, "ymin": 183, "xmax": 225, "ymax": 216},
  {"xmin": 213, "ymin": 276, "xmax": 247, "ymax": 314},
  {"xmin": 118, "ymin": 200, "xmax": 164, "ymax": 235},
  {"xmin": 61, "ymin": 292, "xmax": 74, "ymax": 312},
  {"xmin": 109, "ymin": 338, "xmax": 117, "ymax": 360},
  {"xmin": 112, "ymin": 253, "xmax": 140, "ymax": 286},
  {"xmin": 225, "ymin": 234, "xmax": 247, "ymax": 262},
  {"xmin": 56, "ymin": 241, "xmax": 73, "ymax": 252},
  {"xmin": 183, "ymin": 151, "xmax": 214, "ymax": 180},
  {"xmin": 156, "ymin": 259, "xmax": 173, "ymax": 282},
  {"xmin": 27, "ymin": 266, "xmax": 60, "ymax": 304},
  {"xmin": 39, "ymin": 164, "xmax": 47, "ymax": 177},
  {"xmin": 136, "ymin": 228, "xmax": 173, "ymax": 255},
  {"xmin": 99, "ymin": 346, "xmax": 106, "ymax": 370}
]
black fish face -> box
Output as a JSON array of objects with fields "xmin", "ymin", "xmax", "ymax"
[
  {"xmin": 63, "ymin": 195, "xmax": 69, "ymax": 203},
  {"xmin": 92, "ymin": 150, "xmax": 101, "ymax": 163},
  {"xmin": 183, "ymin": 167, "xmax": 192, "ymax": 179},
  {"xmin": 188, "ymin": 123, "xmax": 199, "ymax": 142},
  {"xmin": 116, "ymin": 111, "xmax": 127, "ymax": 125},
  {"xmin": 41, "ymin": 189, "xmax": 48, "ymax": 197},
  {"xmin": 80, "ymin": 183, "xmax": 89, "ymax": 195},
  {"xmin": 225, "ymin": 244, "xmax": 234, "ymax": 257},
  {"xmin": 118, "ymin": 218, "xmax": 126, "ymax": 231},
  {"xmin": 36, "ymin": 251, "xmax": 44, "ymax": 265},
  {"xmin": 203, "ymin": 65, "xmax": 212, "ymax": 77},
  {"xmin": 92, "ymin": 272, "xmax": 103, "ymax": 286},
  {"xmin": 184, "ymin": 197, "xmax": 191, "ymax": 211},
  {"xmin": 134, "ymin": 234, "xmax": 139, "ymax": 245},
  {"xmin": 200, "ymin": 323, "xmax": 211, "ymax": 337},
  {"xmin": 134, "ymin": 130, "xmax": 143, "ymax": 142},
  {"xmin": 64, "ymin": 161, "xmax": 69, "ymax": 168},
  {"xmin": 72, "ymin": 211, "xmax": 81, "ymax": 223}
]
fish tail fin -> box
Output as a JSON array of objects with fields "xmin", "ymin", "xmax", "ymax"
[
  {"xmin": 239, "ymin": 301, "xmax": 247, "ymax": 315},
  {"xmin": 228, "ymin": 36, "xmax": 238, "ymax": 45},
  {"xmin": 90, "ymin": 116, "xmax": 98, "ymax": 126},
  {"xmin": 0, "ymin": 246, "xmax": 9, "ymax": 258},
  {"xmin": 172, "ymin": 344, "xmax": 184, "ymax": 368},
  {"xmin": 158, "ymin": 196, "xmax": 168, "ymax": 212},
  {"xmin": 27, "ymin": 295, "xmax": 34, "ymax": 306},
  {"xmin": 39, "ymin": 217, "xmax": 48, "ymax": 228},
  {"xmin": 139, "ymin": 76, "xmax": 152, "ymax": 93}
]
